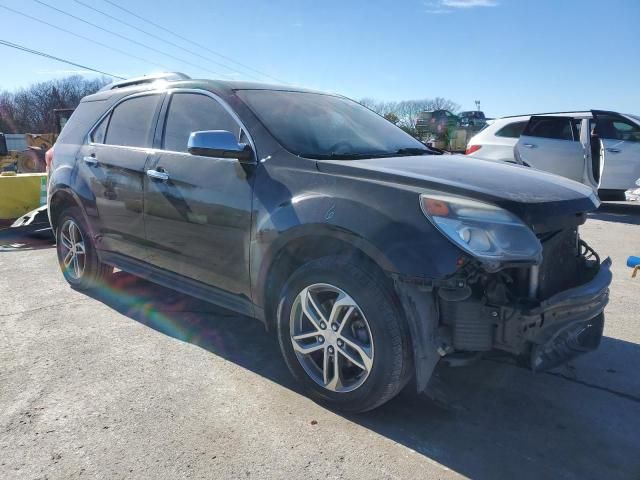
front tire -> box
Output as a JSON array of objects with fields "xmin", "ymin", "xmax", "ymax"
[
  {"xmin": 56, "ymin": 207, "xmax": 112, "ymax": 290},
  {"xmin": 276, "ymin": 256, "xmax": 412, "ymax": 412}
]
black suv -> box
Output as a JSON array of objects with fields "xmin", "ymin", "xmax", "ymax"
[
  {"xmin": 458, "ymin": 110, "xmax": 487, "ymax": 128},
  {"xmin": 49, "ymin": 73, "xmax": 611, "ymax": 412}
]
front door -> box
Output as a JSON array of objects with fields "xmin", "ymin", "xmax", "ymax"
[
  {"xmin": 593, "ymin": 110, "xmax": 640, "ymax": 191},
  {"xmin": 578, "ymin": 117, "xmax": 603, "ymax": 190},
  {"xmin": 515, "ymin": 115, "xmax": 586, "ymax": 184},
  {"xmin": 79, "ymin": 92, "xmax": 163, "ymax": 260},
  {"xmin": 143, "ymin": 91, "xmax": 254, "ymax": 304}
]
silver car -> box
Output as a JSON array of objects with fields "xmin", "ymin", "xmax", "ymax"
[{"xmin": 466, "ymin": 110, "xmax": 640, "ymax": 200}]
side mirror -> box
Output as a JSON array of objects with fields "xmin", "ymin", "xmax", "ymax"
[{"xmin": 187, "ymin": 130, "xmax": 253, "ymax": 161}]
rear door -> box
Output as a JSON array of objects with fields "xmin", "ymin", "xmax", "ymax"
[
  {"xmin": 593, "ymin": 110, "xmax": 640, "ymax": 191},
  {"xmin": 515, "ymin": 115, "xmax": 586, "ymax": 183},
  {"xmin": 80, "ymin": 92, "xmax": 163, "ymax": 260},
  {"xmin": 143, "ymin": 91, "xmax": 254, "ymax": 305}
]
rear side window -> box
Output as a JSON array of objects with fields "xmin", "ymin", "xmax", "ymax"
[
  {"xmin": 105, "ymin": 94, "xmax": 161, "ymax": 148},
  {"xmin": 495, "ymin": 121, "xmax": 527, "ymax": 138},
  {"xmin": 163, "ymin": 93, "xmax": 239, "ymax": 153},
  {"xmin": 523, "ymin": 117, "xmax": 574, "ymax": 141}
]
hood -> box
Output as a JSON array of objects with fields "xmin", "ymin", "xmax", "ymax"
[{"xmin": 316, "ymin": 154, "xmax": 599, "ymax": 227}]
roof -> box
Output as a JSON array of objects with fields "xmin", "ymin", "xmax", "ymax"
[
  {"xmin": 500, "ymin": 111, "xmax": 591, "ymax": 119},
  {"xmin": 84, "ymin": 72, "xmax": 327, "ymax": 102}
]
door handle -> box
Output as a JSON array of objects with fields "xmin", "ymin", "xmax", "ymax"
[
  {"xmin": 83, "ymin": 155, "xmax": 98, "ymax": 166},
  {"xmin": 523, "ymin": 143, "xmax": 536, "ymax": 148},
  {"xmin": 606, "ymin": 147, "xmax": 621, "ymax": 153},
  {"xmin": 146, "ymin": 169, "xmax": 169, "ymax": 181}
]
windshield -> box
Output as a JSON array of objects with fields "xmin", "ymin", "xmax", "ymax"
[{"xmin": 237, "ymin": 89, "xmax": 430, "ymax": 159}]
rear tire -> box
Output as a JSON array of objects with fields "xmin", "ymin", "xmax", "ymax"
[
  {"xmin": 276, "ymin": 256, "xmax": 412, "ymax": 412},
  {"xmin": 56, "ymin": 206, "xmax": 112, "ymax": 290},
  {"xmin": 598, "ymin": 190, "xmax": 627, "ymax": 202}
]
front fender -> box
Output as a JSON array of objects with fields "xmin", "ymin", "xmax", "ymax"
[
  {"xmin": 251, "ymin": 187, "xmax": 463, "ymax": 309},
  {"xmin": 251, "ymin": 193, "xmax": 397, "ymax": 308}
]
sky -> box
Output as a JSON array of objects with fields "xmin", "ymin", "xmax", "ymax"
[{"xmin": 1, "ymin": 0, "xmax": 639, "ymax": 117}]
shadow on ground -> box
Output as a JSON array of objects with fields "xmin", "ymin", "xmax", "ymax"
[
  {"xmin": 83, "ymin": 271, "xmax": 640, "ymax": 480},
  {"xmin": 0, "ymin": 225, "xmax": 54, "ymax": 251},
  {"xmin": 590, "ymin": 201, "xmax": 640, "ymax": 225}
]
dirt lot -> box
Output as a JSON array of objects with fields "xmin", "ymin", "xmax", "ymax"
[{"xmin": 1, "ymin": 203, "xmax": 639, "ymax": 480}]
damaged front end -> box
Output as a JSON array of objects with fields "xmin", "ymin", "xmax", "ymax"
[
  {"xmin": 436, "ymin": 225, "xmax": 611, "ymax": 372},
  {"xmin": 399, "ymin": 192, "xmax": 612, "ymax": 393}
]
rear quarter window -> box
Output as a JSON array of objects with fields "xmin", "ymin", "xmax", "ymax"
[
  {"xmin": 56, "ymin": 99, "xmax": 109, "ymax": 145},
  {"xmin": 495, "ymin": 121, "xmax": 528, "ymax": 138}
]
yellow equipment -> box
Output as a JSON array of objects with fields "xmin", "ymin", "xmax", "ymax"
[
  {"xmin": 0, "ymin": 172, "xmax": 47, "ymax": 222},
  {"xmin": 0, "ymin": 108, "xmax": 74, "ymax": 173}
]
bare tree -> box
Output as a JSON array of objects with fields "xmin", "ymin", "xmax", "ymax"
[
  {"xmin": 0, "ymin": 75, "xmax": 109, "ymax": 133},
  {"xmin": 429, "ymin": 97, "xmax": 460, "ymax": 113},
  {"xmin": 359, "ymin": 96, "xmax": 460, "ymax": 133}
]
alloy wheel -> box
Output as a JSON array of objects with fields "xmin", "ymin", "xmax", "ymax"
[
  {"xmin": 59, "ymin": 219, "xmax": 86, "ymax": 280},
  {"xmin": 289, "ymin": 283, "xmax": 374, "ymax": 393}
]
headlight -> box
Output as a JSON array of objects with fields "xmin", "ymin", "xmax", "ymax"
[{"xmin": 420, "ymin": 193, "xmax": 542, "ymax": 265}]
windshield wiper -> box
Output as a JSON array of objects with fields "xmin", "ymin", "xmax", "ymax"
[
  {"xmin": 301, "ymin": 148, "xmax": 435, "ymax": 160},
  {"xmin": 393, "ymin": 147, "xmax": 433, "ymax": 156},
  {"xmin": 301, "ymin": 152, "xmax": 388, "ymax": 160}
]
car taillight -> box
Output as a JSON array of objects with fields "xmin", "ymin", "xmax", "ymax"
[
  {"xmin": 45, "ymin": 147, "xmax": 53, "ymax": 171},
  {"xmin": 465, "ymin": 144, "xmax": 482, "ymax": 155}
]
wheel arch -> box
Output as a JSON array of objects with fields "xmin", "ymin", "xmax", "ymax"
[
  {"xmin": 48, "ymin": 187, "xmax": 92, "ymax": 236},
  {"xmin": 258, "ymin": 225, "xmax": 398, "ymax": 332}
]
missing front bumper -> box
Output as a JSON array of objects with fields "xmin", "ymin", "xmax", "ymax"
[
  {"xmin": 441, "ymin": 257, "xmax": 612, "ymax": 369},
  {"xmin": 530, "ymin": 313, "xmax": 604, "ymax": 372},
  {"xmin": 523, "ymin": 257, "xmax": 611, "ymax": 371}
]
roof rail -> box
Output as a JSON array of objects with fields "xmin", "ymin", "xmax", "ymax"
[
  {"xmin": 99, "ymin": 72, "xmax": 191, "ymax": 92},
  {"xmin": 500, "ymin": 110, "xmax": 590, "ymax": 119}
]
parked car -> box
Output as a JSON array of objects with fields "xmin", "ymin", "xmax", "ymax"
[
  {"xmin": 464, "ymin": 115, "xmax": 530, "ymax": 161},
  {"xmin": 458, "ymin": 110, "xmax": 487, "ymax": 128},
  {"xmin": 416, "ymin": 109, "xmax": 459, "ymax": 137},
  {"xmin": 49, "ymin": 73, "xmax": 611, "ymax": 412},
  {"xmin": 466, "ymin": 111, "xmax": 640, "ymax": 200}
]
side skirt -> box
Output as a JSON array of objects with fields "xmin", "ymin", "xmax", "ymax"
[{"xmin": 100, "ymin": 250, "xmax": 258, "ymax": 320}]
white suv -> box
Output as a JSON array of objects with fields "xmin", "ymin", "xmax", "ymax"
[{"xmin": 466, "ymin": 110, "xmax": 640, "ymax": 200}]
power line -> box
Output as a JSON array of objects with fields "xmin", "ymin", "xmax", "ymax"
[
  {"xmin": 0, "ymin": 4, "xmax": 169, "ymax": 71},
  {"xmin": 103, "ymin": 0, "xmax": 289, "ymax": 85},
  {"xmin": 71, "ymin": 0, "xmax": 263, "ymax": 82},
  {"xmin": 33, "ymin": 0, "xmax": 222, "ymax": 77},
  {"xmin": 0, "ymin": 39, "xmax": 125, "ymax": 79}
]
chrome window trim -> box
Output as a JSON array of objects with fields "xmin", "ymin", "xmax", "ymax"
[
  {"xmin": 85, "ymin": 90, "xmax": 163, "ymax": 149},
  {"xmin": 86, "ymin": 88, "xmax": 257, "ymax": 163}
]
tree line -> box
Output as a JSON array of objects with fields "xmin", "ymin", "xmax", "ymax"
[
  {"xmin": 0, "ymin": 76, "xmax": 109, "ymax": 134},
  {"xmin": 0, "ymin": 75, "xmax": 460, "ymax": 138},
  {"xmin": 359, "ymin": 97, "xmax": 460, "ymax": 136}
]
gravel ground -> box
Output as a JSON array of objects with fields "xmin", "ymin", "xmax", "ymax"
[{"xmin": 1, "ymin": 202, "xmax": 639, "ymax": 480}]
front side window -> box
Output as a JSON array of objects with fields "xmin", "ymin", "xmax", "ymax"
[
  {"xmin": 163, "ymin": 93, "xmax": 240, "ymax": 153},
  {"xmin": 105, "ymin": 94, "xmax": 160, "ymax": 148},
  {"xmin": 523, "ymin": 117, "xmax": 574, "ymax": 141},
  {"xmin": 596, "ymin": 114, "xmax": 640, "ymax": 142},
  {"xmin": 237, "ymin": 89, "xmax": 429, "ymax": 159}
]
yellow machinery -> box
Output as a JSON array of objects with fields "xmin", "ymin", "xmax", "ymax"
[
  {"xmin": 0, "ymin": 109, "xmax": 73, "ymax": 223},
  {"xmin": 0, "ymin": 172, "xmax": 47, "ymax": 223},
  {"xmin": 0, "ymin": 108, "xmax": 73, "ymax": 173}
]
